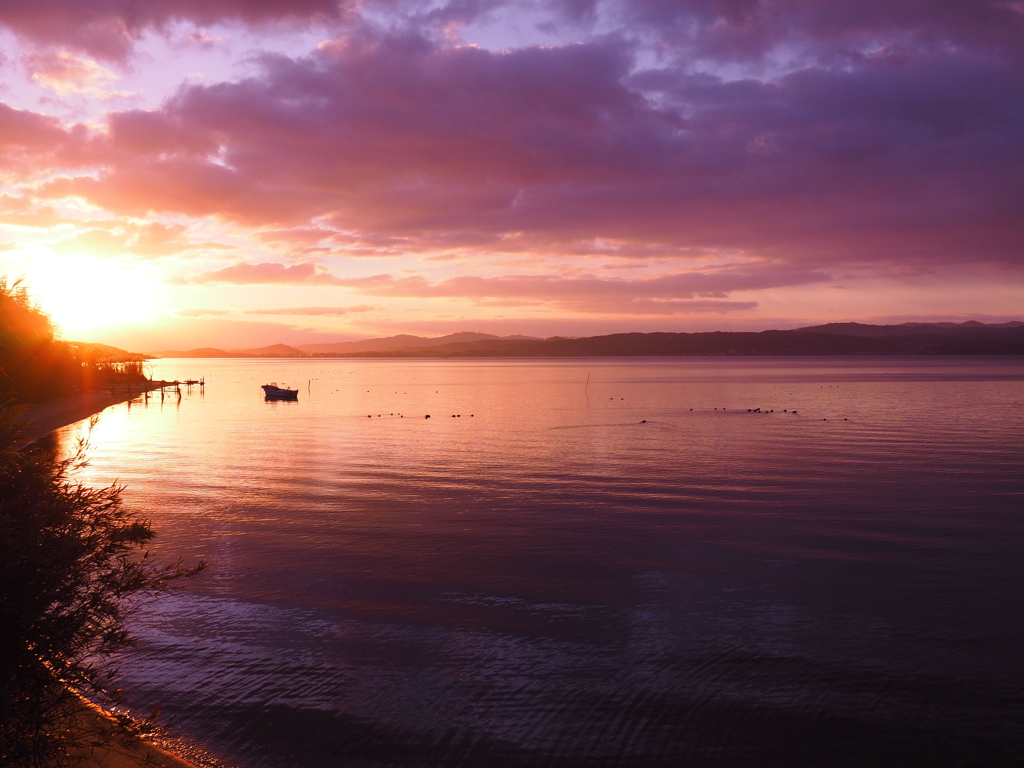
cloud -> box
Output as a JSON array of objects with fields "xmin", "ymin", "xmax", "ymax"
[
  {"xmin": 4, "ymin": 1, "xmax": 1019, "ymax": 64},
  {"xmin": 0, "ymin": 194, "xmax": 62, "ymax": 227},
  {"xmin": 243, "ymin": 304, "xmax": 378, "ymax": 315},
  {"xmin": 5, "ymin": 0, "xmax": 1024, "ymax": 318},
  {"xmin": 331, "ymin": 265, "xmax": 821, "ymax": 313},
  {"xmin": 165, "ymin": 259, "xmax": 810, "ymax": 315},
  {"xmin": 126, "ymin": 222, "xmax": 191, "ymax": 255},
  {"xmin": 175, "ymin": 308, "xmax": 228, "ymax": 316},
  {"xmin": 257, "ymin": 228, "xmax": 337, "ymax": 244},
  {"xmin": 23, "ymin": 20, "xmax": 1015, "ymax": 271},
  {"xmin": 52, "ymin": 228, "xmax": 125, "ymax": 254},
  {"xmin": 48, "ymin": 221, "xmax": 233, "ymax": 257},
  {"xmin": 0, "ymin": 102, "xmax": 91, "ymax": 177},
  {"xmin": 607, "ymin": 0, "xmax": 1024, "ymax": 64},
  {"xmin": 174, "ymin": 261, "xmax": 345, "ymax": 284},
  {"xmin": 21, "ymin": 50, "xmax": 131, "ymax": 100},
  {"xmin": 339, "ymin": 266, "xmax": 826, "ymax": 298},
  {"xmin": 0, "ymin": 0, "xmax": 345, "ymax": 60}
]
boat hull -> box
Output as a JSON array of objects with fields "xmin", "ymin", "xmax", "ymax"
[{"xmin": 262, "ymin": 385, "xmax": 298, "ymax": 400}]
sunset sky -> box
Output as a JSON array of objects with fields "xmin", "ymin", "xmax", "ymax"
[{"xmin": 0, "ymin": 0, "xmax": 1021, "ymax": 350}]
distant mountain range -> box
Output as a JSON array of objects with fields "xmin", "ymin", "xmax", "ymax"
[
  {"xmin": 150, "ymin": 333, "xmax": 537, "ymax": 357},
  {"xmin": 68, "ymin": 341, "xmax": 151, "ymax": 361},
  {"xmin": 148, "ymin": 322, "xmax": 1024, "ymax": 359}
]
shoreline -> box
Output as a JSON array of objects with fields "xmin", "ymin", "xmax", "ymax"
[
  {"xmin": 19, "ymin": 388, "xmax": 210, "ymax": 768},
  {"xmin": 68, "ymin": 698, "xmax": 204, "ymax": 768},
  {"xmin": 22, "ymin": 386, "xmax": 164, "ymax": 442}
]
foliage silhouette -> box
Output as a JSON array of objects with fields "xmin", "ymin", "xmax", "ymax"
[
  {"xmin": 0, "ymin": 404, "xmax": 204, "ymax": 766},
  {"xmin": 0, "ymin": 278, "xmax": 149, "ymax": 402}
]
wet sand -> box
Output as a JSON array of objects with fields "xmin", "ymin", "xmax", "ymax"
[{"xmin": 68, "ymin": 699, "xmax": 202, "ymax": 768}]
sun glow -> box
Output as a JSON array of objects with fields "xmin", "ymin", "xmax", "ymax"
[{"xmin": 26, "ymin": 255, "xmax": 159, "ymax": 337}]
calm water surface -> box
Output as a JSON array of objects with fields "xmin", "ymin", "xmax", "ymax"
[{"xmin": 59, "ymin": 358, "xmax": 1024, "ymax": 767}]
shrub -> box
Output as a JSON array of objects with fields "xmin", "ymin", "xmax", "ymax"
[
  {"xmin": 0, "ymin": 403, "xmax": 204, "ymax": 766},
  {"xmin": 0, "ymin": 278, "xmax": 150, "ymax": 402}
]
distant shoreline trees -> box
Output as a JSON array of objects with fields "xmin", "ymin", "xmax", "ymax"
[{"xmin": 0, "ymin": 278, "xmax": 148, "ymax": 403}]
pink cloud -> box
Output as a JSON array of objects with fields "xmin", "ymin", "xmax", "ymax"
[
  {"xmin": 243, "ymin": 305, "xmax": 378, "ymax": 315},
  {"xmin": 337, "ymin": 266, "xmax": 826, "ymax": 304},
  {"xmin": 170, "ymin": 260, "xmax": 814, "ymax": 314},
  {"xmin": 0, "ymin": 102, "xmax": 80, "ymax": 175},
  {"xmin": 21, "ymin": 50, "xmax": 128, "ymax": 99},
  {"xmin": 52, "ymin": 228, "xmax": 125, "ymax": 254},
  {"xmin": 46, "ymin": 221, "xmax": 232, "ymax": 258},
  {"xmin": 0, "ymin": 194, "xmax": 62, "ymax": 227},
  {"xmin": 175, "ymin": 261, "xmax": 345, "ymax": 285},
  {"xmin": 257, "ymin": 228, "xmax": 337, "ymax": 244}
]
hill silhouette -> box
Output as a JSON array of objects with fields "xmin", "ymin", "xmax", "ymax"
[
  {"xmin": 149, "ymin": 321, "xmax": 1024, "ymax": 359},
  {"xmin": 296, "ymin": 332, "xmax": 534, "ymax": 355},
  {"xmin": 150, "ymin": 347, "xmax": 244, "ymax": 358}
]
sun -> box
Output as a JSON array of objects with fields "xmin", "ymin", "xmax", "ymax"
[{"xmin": 26, "ymin": 254, "xmax": 159, "ymax": 338}]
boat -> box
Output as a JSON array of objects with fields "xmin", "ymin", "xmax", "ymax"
[{"xmin": 262, "ymin": 382, "xmax": 298, "ymax": 400}]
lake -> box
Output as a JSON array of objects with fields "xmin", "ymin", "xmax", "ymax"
[{"xmin": 58, "ymin": 357, "xmax": 1024, "ymax": 767}]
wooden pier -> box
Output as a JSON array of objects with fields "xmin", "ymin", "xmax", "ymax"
[{"xmin": 109, "ymin": 377, "xmax": 205, "ymax": 399}]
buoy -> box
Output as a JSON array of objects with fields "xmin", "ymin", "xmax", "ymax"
[
  {"xmin": 425, "ymin": 415, "xmax": 431, "ymax": 419},
  {"xmin": 640, "ymin": 419, "xmax": 646, "ymax": 423}
]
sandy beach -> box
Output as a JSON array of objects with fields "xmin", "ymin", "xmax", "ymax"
[{"xmin": 66, "ymin": 699, "xmax": 204, "ymax": 768}]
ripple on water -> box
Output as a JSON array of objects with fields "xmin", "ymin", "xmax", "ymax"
[{"xmin": 58, "ymin": 358, "xmax": 1024, "ymax": 767}]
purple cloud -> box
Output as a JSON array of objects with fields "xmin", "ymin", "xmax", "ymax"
[
  {"xmin": 0, "ymin": 0, "xmax": 344, "ymax": 59},
  {"xmin": 29, "ymin": 21, "xmax": 1008, "ymax": 271},
  {"xmin": 4, "ymin": 0, "xmax": 1022, "ymax": 306}
]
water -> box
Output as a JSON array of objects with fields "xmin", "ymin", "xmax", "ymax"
[{"xmin": 58, "ymin": 358, "xmax": 1024, "ymax": 767}]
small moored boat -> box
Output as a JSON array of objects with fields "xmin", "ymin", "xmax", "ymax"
[{"xmin": 262, "ymin": 382, "xmax": 298, "ymax": 400}]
